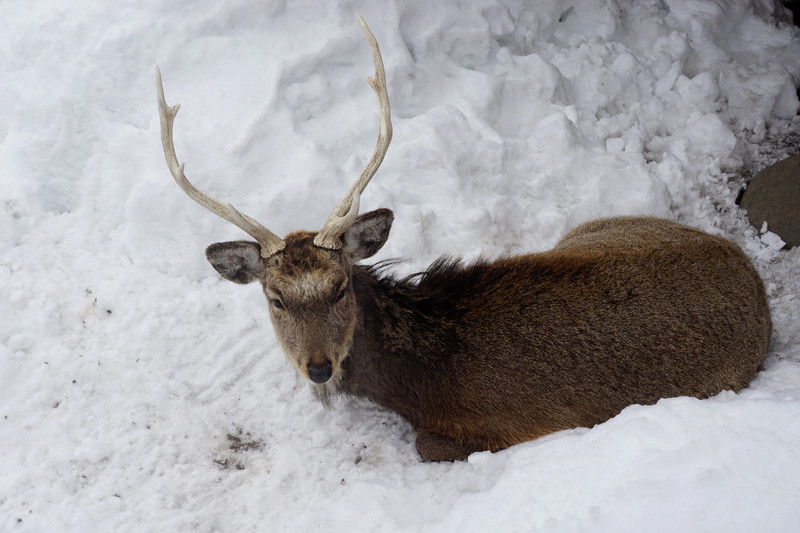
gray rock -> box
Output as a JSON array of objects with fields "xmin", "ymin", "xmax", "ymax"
[{"xmin": 740, "ymin": 154, "xmax": 800, "ymax": 249}]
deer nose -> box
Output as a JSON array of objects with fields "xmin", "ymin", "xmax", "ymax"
[{"xmin": 307, "ymin": 360, "xmax": 333, "ymax": 384}]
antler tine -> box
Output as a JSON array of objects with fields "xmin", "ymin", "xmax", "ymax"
[
  {"xmin": 313, "ymin": 15, "xmax": 393, "ymax": 250},
  {"xmin": 155, "ymin": 66, "xmax": 286, "ymax": 258}
]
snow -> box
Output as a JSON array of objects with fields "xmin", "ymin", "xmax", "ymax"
[{"xmin": 1, "ymin": 0, "xmax": 800, "ymax": 531}]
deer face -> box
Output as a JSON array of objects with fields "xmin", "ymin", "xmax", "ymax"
[{"xmin": 206, "ymin": 209, "xmax": 392, "ymax": 399}]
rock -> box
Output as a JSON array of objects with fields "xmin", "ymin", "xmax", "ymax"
[{"xmin": 739, "ymin": 154, "xmax": 800, "ymax": 249}]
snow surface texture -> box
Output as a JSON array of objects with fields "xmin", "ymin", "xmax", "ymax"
[{"xmin": 2, "ymin": 0, "xmax": 800, "ymax": 531}]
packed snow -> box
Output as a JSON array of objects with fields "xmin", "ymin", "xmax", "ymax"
[{"xmin": 2, "ymin": 0, "xmax": 800, "ymax": 531}]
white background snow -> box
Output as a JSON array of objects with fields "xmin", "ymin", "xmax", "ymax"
[{"xmin": 2, "ymin": 0, "xmax": 800, "ymax": 531}]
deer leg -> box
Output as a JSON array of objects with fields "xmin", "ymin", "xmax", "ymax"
[{"xmin": 415, "ymin": 430, "xmax": 481, "ymax": 462}]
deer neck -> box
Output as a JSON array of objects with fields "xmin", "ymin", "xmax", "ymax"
[{"xmin": 338, "ymin": 265, "xmax": 436, "ymax": 428}]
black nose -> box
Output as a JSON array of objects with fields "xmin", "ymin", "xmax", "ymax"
[{"xmin": 307, "ymin": 361, "xmax": 333, "ymax": 384}]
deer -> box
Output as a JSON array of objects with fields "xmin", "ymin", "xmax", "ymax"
[{"xmin": 155, "ymin": 16, "xmax": 772, "ymax": 461}]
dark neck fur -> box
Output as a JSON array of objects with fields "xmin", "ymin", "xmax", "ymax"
[{"xmin": 338, "ymin": 262, "xmax": 459, "ymax": 428}]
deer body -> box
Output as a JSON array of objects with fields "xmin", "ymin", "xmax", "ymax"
[
  {"xmin": 323, "ymin": 216, "xmax": 770, "ymax": 460},
  {"xmin": 156, "ymin": 17, "xmax": 771, "ymax": 461}
]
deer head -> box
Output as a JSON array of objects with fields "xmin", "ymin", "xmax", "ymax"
[{"xmin": 156, "ymin": 15, "xmax": 393, "ymax": 397}]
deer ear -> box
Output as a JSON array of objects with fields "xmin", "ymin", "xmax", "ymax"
[
  {"xmin": 342, "ymin": 208, "xmax": 393, "ymax": 262},
  {"xmin": 206, "ymin": 241, "xmax": 264, "ymax": 284}
]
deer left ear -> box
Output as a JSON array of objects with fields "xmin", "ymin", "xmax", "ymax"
[
  {"xmin": 342, "ymin": 208, "xmax": 394, "ymax": 262},
  {"xmin": 206, "ymin": 241, "xmax": 264, "ymax": 284}
]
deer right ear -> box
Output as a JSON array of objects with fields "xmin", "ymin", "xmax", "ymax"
[{"xmin": 206, "ymin": 241, "xmax": 264, "ymax": 284}]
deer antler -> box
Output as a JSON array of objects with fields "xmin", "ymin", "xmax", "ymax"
[
  {"xmin": 313, "ymin": 15, "xmax": 393, "ymax": 250},
  {"xmin": 155, "ymin": 66, "xmax": 286, "ymax": 258}
]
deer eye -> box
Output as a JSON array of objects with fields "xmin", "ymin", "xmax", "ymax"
[
  {"xmin": 270, "ymin": 298, "xmax": 284, "ymax": 310},
  {"xmin": 336, "ymin": 288, "xmax": 347, "ymax": 303}
]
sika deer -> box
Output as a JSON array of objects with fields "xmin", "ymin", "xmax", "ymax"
[{"xmin": 156, "ymin": 16, "xmax": 772, "ymax": 461}]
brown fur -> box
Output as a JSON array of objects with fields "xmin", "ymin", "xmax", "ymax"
[{"xmin": 206, "ymin": 213, "xmax": 771, "ymax": 461}]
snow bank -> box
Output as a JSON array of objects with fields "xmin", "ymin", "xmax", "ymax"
[{"xmin": 1, "ymin": 0, "xmax": 799, "ymax": 531}]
